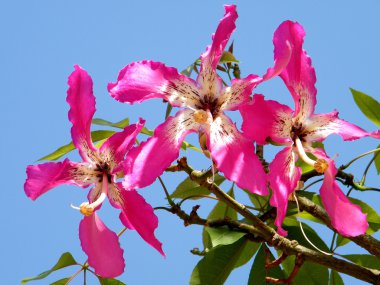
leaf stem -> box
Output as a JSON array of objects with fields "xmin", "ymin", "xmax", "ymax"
[{"xmin": 339, "ymin": 147, "xmax": 380, "ymax": 170}]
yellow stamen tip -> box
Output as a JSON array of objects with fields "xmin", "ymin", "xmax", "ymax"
[
  {"xmin": 80, "ymin": 203, "xmax": 94, "ymax": 216},
  {"xmin": 314, "ymin": 159, "xmax": 328, "ymax": 173},
  {"xmin": 193, "ymin": 110, "xmax": 209, "ymax": 124}
]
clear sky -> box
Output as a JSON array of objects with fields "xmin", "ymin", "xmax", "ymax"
[{"xmin": 2, "ymin": 1, "xmax": 380, "ymax": 284}]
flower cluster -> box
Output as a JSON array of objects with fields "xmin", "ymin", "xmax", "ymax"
[{"xmin": 25, "ymin": 4, "xmax": 373, "ymax": 278}]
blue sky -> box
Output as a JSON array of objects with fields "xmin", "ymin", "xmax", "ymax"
[{"xmin": 2, "ymin": 1, "xmax": 380, "ymax": 284}]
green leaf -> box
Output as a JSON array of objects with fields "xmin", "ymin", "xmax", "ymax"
[
  {"xmin": 190, "ymin": 237, "xmax": 253, "ymax": 285},
  {"xmin": 98, "ymin": 277, "xmax": 127, "ymax": 285},
  {"xmin": 92, "ymin": 117, "xmax": 130, "ymax": 129},
  {"xmin": 248, "ymin": 244, "xmax": 285, "ymax": 285},
  {"xmin": 50, "ymin": 278, "xmax": 70, "ymax": 285},
  {"xmin": 170, "ymin": 174, "xmax": 225, "ymax": 200},
  {"xmin": 343, "ymin": 254, "xmax": 380, "ymax": 270},
  {"xmin": 219, "ymin": 51, "xmax": 239, "ymax": 64},
  {"xmin": 335, "ymin": 235, "xmax": 350, "ymax": 248},
  {"xmin": 203, "ymin": 187, "xmax": 237, "ymax": 250},
  {"xmin": 283, "ymin": 218, "xmax": 330, "ymax": 252},
  {"xmin": 245, "ymin": 190, "xmax": 269, "ymax": 212},
  {"xmin": 281, "ymin": 256, "xmax": 328, "ymax": 285},
  {"xmin": 205, "ymin": 227, "xmax": 246, "ymax": 247},
  {"xmin": 350, "ymin": 88, "xmax": 380, "ymax": 126},
  {"xmin": 21, "ymin": 252, "xmax": 77, "ymax": 284},
  {"xmin": 165, "ymin": 103, "xmax": 173, "ymax": 119},
  {"xmin": 374, "ymin": 144, "xmax": 380, "ymax": 175},
  {"xmin": 38, "ymin": 130, "xmax": 115, "ymax": 161},
  {"xmin": 140, "ymin": 127, "xmax": 154, "ymax": 136},
  {"xmin": 329, "ymin": 270, "xmax": 344, "ymax": 285}
]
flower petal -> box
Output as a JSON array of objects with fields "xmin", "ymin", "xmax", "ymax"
[
  {"xmin": 79, "ymin": 213, "xmax": 125, "ymax": 278},
  {"xmin": 206, "ymin": 113, "xmax": 268, "ymax": 195},
  {"xmin": 24, "ymin": 158, "xmax": 79, "ymax": 200},
  {"xmin": 218, "ymin": 74, "xmax": 262, "ymax": 111},
  {"xmin": 197, "ymin": 5, "xmax": 237, "ymax": 99},
  {"xmin": 262, "ymin": 21, "xmax": 292, "ymax": 81},
  {"xmin": 100, "ymin": 118, "xmax": 145, "ymax": 165},
  {"xmin": 305, "ymin": 111, "xmax": 370, "ymax": 142},
  {"xmin": 274, "ymin": 21, "xmax": 316, "ymax": 121},
  {"xmin": 108, "ymin": 60, "xmax": 200, "ymax": 109},
  {"xmin": 113, "ymin": 183, "xmax": 164, "ymax": 256},
  {"xmin": 199, "ymin": 5, "xmax": 237, "ymax": 73},
  {"xmin": 240, "ymin": 94, "xmax": 293, "ymax": 145},
  {"xmin": 67, "ymin": 65, "xmax": 98, "ymax": 162},
  {"xmin": 312, "ymin": 150, "xmax": 368, "ymax": 237},
  {"xmin": 371, "ymin": 130, "xmax": 380, "ymax": 139},
  {"xmin": 268, "ymin": 146, "xmax": 301, "ymax": 236},
  {"xmin": 123, "ymin": 109, "xmax": 198, "ymax": 189}
]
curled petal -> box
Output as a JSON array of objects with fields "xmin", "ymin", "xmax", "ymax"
[
  {"xmin": 79, "ymin": 213, "xmax": 124, "ymax": 278},
  {"xmin": 218, "ymin": 74, "xmax": 262, "ymax": 111},
  {"xmin": 262, "ymin": 22, "xmax": 292, "ymax": 81},
  {"xmin": 274, "ymin": 21, "xmax": 316, "ymax": 121},
  {"xmin": 113, "ymin": 183, "xmax": 164, "ymax": 256},
  {"xmin": 67, "ymin": 65, "xmax": 97, "ymax": 162},
  {"xmin": 207, "ymin": 114, "xmax": 268, "ymax": 195},
  {"xmin": 100, "ymin": 118, "xmax": 145, "ymax": 165},
  {"xmin": 199, "ymin": 5, "xmax": 237, "ymax": 73},
  {"xmin": 108, "ymin": 60, "xmax": 200, "ymax": 109},
  {"xmin": 313, "ymin": 149, "xmax": 368, "ymax": 237},
  {"xmin": 268, "ymin": 147, "xmax": 301, "ymax": 236},
  {"xmin": 371, "ymin": 130, "xmax": 380, "ymax": 139},
  {"xmin": 24, "ymin": 158, "xmax": 79, "ymax": 200},
  {"xmin": 305, "ymin": 111, "xmax": 370, "ymax": 142},
  {"xmin": 240, "ymin": 94, "xmax": 293, "ymax": 145},
  {"xmin": 197, "ymin": 5, "xmax": 237, "ymax": 99},
  {"xmin": 123, "ymin": 109, "xmax": 198, "ymax": 189}
]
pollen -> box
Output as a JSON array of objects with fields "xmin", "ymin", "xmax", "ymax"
[
  {"xmin": 193, "ymin": 109, "xmax": 209, "ymax": 124},
  {"xmin": 80, "ymin": 203, "xmax": 94, "ymax": 216},
  {"xmin": 314, "ymin": 159, "xmax": 328, "ymax": 173}
]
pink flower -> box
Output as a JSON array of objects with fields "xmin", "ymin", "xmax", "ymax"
[
  {"xmin": 24, "ymin": 65, "xmax": 164, "ymax": 278},
  {"xmin": 240, "ymin": 21, "xmax": 369, "ymax": 237},
  {"xmin": 108, "ymin": 5, "xmax": 291, "ymax": 195}
]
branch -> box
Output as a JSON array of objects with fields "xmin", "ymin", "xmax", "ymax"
[
  {"xmin": 167, "ymin": 157, "xmax": 380, "ymax": 284},
  {"xmin": 295, "ymin": 195, "xmax": 380, "ymax": 258}
]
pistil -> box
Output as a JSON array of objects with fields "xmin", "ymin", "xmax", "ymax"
[
  {"xmin": 73, "ymin": 173, "xmax": 109, "ymax": 216},
  {"xmin": 295, "ymin": 137, "xmax": 328, "ymax": 173}
]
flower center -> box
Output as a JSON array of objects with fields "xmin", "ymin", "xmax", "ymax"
[
  {"xmin": 294, "ymin": 137, "xmax": 328, "ymax": 173},
  {"xmin": 193, "ymin": 109, "xmax": 209, "ymax": 124},
  {"xmin": 72, "ymin": 173, "xmax": 109, "ymax": 216}
]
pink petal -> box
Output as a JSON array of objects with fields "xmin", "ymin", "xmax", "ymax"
[
  {"xmin": 24, "ymin": 158, "xmax": 79, "ymax": 200},
  {"xmin": 262, "ymin": 22, "xmax": 292, "ymax": 81},
  {"xmin": 312, "ymin": 151, "xmax": 368, "ymax": 237},
  {"xmin": 108, "ymin": 60, "xmax": 200, "ymax": 109},
  {"xmin": 123, "ymin": 109, "xmax": 198, "ymax": 189},
  {"xmin": 79, "ymin": 213, "xmax": 125, "ymax": 278},
  {"xmin": 199, "ymin": 5, "xmax": 238, "ymax": 73},
  {"xmin": 218, "ymin": 74, "xmax": 262, "ymax": 111},
  {"xmin": 371, "ymin": 130, "xmax": 380, "ymax": 139},
  {"xmin": 268, "ymin": 146, "xmax": 301, "ymax": 236},
  {"xmin": 100, "ymin": 118, "xmax": 145, "ymax": 165},
  {"xmin": 206, "ymin": 113, "xmax": 268, "ymax": 195},
  {"xmin": 274, "ymin": 21, "xmax": 317, "ymax": 121},
  {"xmin": 240, "ymin": 94, "xmax": 293, "ymax": 145},
  {"xmin": 67, "ymin": 65, "xmax": 98, "ymax": 162},
  {"xmin": 114, "ymin": 183, "xmax": 164, "ymax": 256},
  {"xmin": 305, "ymin": 111, "xmax": 370, "ymax": 142},
  {"xmin": 197, "ymin": 5, "xmax": 237, "ymax": 99}
]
